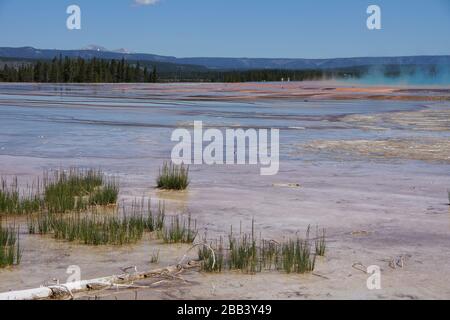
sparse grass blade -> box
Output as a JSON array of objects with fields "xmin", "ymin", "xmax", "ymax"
[
  {"xmin": 44, "ymin": 168, "xmax": 119, "ymax": 213},
  {"xmin": 0, "ymin": 177, "xmax": 42, "ymax": 215},
  {"xmin": 28, "ymin": 211, "xmax": 146, "ymax": 246},
  {"xmin": 27, "ymin": 199, "xmax": 167, "ymax": 246},
  {"xmin": 1, "ymin": 169, "xmax": 119, "ymax": 216},
  {"xmin": 88, "ymin": 180, "xmax": 119, "ymax": 207},
  {"xmin": 315, "ymin": 227, "xmax": 326, "ymax": 257},
  {"xmin": 0, "ymin": 222, "xmax": 21, "ymax": 268},
  {"xmin": 198, "ymin": 237, "xmax": 225, "ymax": 273},
  {"xmin": 198, "ymin": 223, "xmax": 319, "ymax": 275},
  {"xmin": 159, "ymin": 215, "xmax": 197, "ymax": 244}
]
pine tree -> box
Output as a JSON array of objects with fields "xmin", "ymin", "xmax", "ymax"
[{"xmin": 151, "ymin": 66, "xmax": 158, "ymax": 83}]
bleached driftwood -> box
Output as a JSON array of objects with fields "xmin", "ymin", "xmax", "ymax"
[{"xmin": 0, "ymin": 260, "xmax": 200, "ymax": 301}]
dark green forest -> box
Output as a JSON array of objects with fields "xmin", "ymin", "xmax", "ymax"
[
  {"xmin": 0, "ymin": 55, "xmax": 398, "ymax": 83},
  {"xmin": 0, "ymin": 56, "xmax": 158, "ymax": 83}
]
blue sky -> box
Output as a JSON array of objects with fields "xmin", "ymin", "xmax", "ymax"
[{"xmin": 0, "ymin": 0, "xmax": 449, "ymax": 58}]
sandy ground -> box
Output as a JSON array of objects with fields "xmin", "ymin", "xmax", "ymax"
[
  {"xmin": 0, "ymin": 82, "xmax": 449, "ymax": 300},
  {"xmin": 344, "ymin": 107, "xmax": 450, "ymax": 132},
  {"xmin": 0, "ymin": 81, "xmax": 449, "ymax": 102},
  {"xmin": 304, "ymin": 138, "xmax": 450, "ymax": 163},
  {"xmin": 1, "ymin": 155, "xmax": 449, "ymax": 300}
]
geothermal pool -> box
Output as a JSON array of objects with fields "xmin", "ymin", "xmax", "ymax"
[{"xmin": 0, "ymin": 82, "xmax": 449, "ymax": 299}]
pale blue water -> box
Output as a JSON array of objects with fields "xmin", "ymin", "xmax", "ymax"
[
  {"xmin": 1, "ymin": 83, "xmax": 450, "ymax": 297},
  {"xmin": 0, "ymin": 83, "xmax": 447, "ymax": 162}
]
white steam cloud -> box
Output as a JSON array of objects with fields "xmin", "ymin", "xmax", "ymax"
[{"xmin": 134, "ymin": 0, "xmax": 160, "ymax": 6}]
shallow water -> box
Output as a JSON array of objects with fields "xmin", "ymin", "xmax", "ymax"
[
  {"xmin": 0, "ymin": 83, "xmax": 435, "ymax": 161},
  {"xmin": 0, "ymin": 83, "xmax": 449, "ymax": 299}
]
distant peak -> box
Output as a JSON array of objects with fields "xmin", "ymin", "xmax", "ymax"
[
  {"xmin": 113, "ymin": 48, "xmax": 134, "ymax": 54},
  {"xmin": 81, "ymin": 44, "xmax": 109, "ymax": 52},
  {"xmin": 80, "ymin": 45, "xmax": 134, "ymax": 54}
]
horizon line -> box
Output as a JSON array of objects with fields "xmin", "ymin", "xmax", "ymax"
[{"xmin": 2, "ymin": 45, "xmax": 450, "ymax": 61}]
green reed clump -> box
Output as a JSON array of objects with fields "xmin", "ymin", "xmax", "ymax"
[
  {"xmin": 44, "ymin": 169, "xmax": 118, "ymax": 213},
  {"xmin": 27, "ymin": 211, "xmax": 53, "ymax": 235},
  {"xmin": 0, "ymin": 178, "xmax": 42, "ymax": 215},
  {"xmin": 279, "ymin": 226, "xmax": 316, "ymax": 274},
  {"xmin": 229, "ymin": 233, "xmax": 259, "ymax": 273},
  {"xmin": 198, "ymin": 237, "xmax": 225, "ymax": 273},
  {"xmin": 230, "ymin": 235, "xmax": 258, "ymax": 273},
  {"xmin": 280, "ymin": 239, "xmax": 316, "ymax": 274},
  {"xmin": 315, "ymin": 227, "xmax": 326, "ymax": 257},
  {"xmin": 260, "ymin": 240, "xmax": 280, "ymax": 271},
  {"xmin": 159, "ymin": 215, "xmax": 197, "ymax": 244},
  {"xmin": 198, "ymin": 223, "xmax": 319, "ymax": 275},
  {"xmin": 130, "ymin": 199, "xmax": 165, "ymax": 232},
  {"xmin": 28, "ymin": 200, "xmax": 167, "ymax": 246},
  {"xmin": 0, "ymin": 169, "xmax": 119, "ymax": 216},
  {"xmin": 156, "ymin": 162, "xmax": 190, "ymax": 190},
  {"xmin": 28, "ymin": 212, "xmax": 145, "ymax": 245},
  {"xmin": 88, "ymin": 181, "xmax": 119, "ymax": 206},
  {"xmin": 0, "ymin": 222, "xmax": 21, "ymax": 267}
]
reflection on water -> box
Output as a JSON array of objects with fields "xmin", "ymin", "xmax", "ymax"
[{"xmin": 0, "ymin": 83, "xmax": 435, "ymax": 162}]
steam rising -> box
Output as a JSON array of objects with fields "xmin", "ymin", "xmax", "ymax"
[{"xmin": 343, "ymin": 64, "xmax": 450, "ymax": 85}]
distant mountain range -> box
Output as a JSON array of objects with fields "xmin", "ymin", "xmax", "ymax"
[
  {"xmin": 81, "ymin": 45, "xmax": 135, "ymax": 55},
  {"xmin": 1, "ymin": 46, "xmax": 450, "ymax": 71}
]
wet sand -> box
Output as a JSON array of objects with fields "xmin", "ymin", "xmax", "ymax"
[
  {"xmin": 304, "ymin": 138, "xmax": 450, "ymax": 163},
  {"xmin": 0, "ymin": 81, "xmax": 449, "ymax": 102},
  {"xmin": 0, "ymin": 82, "xmax": 449, "ymax": 300}
]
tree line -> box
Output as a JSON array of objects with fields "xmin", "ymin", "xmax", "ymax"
[
  {"xmin": 157, "ymin": 68, "xmax": 365, "ymax": 82},
  {"xmin": 213, "ymin": 69, "xmax": 329, "ymax": 82},
  {"xmin": 0, "ymin": 56, "xmax": 158, "ymax": 83},
  {"xmin": 0, "ymin": 55, "xmax": 371, "ymax": 83}
]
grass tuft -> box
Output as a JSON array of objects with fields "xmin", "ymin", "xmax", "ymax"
[
  {"xmin": 0, "ymin": 221, "xmax": 21, "ymax": 268},
  {"xmin": 44, "ymin": 169, "xmax": 118, "ymax": 213},
  {"xmin": 29, "ymin": 212, "xmax": 144, "ymax": 245},
  {"xmin": 281, "ymin": 238, "xmax": 316, "ymax": 274},
  {"xmin": 156, "ymin": 162, "xmax": 190, "ymax": 191},
  {"xmin": 0, "ymin": 178, "xmax": 42, "ymax": 215},
  {"xmin": 198, "ymin": 222, "xmax": 319, "ymax": 275},
  {"xmin": 315, "ymin": 227, "xmax": 327, "ymax": 257},
  {"xmin": 229, "ymin": 232, "xmax": 259, "ymax": 273},
  {"xmin": 0, "ymin": 169, "xmax": 119, "ymax": 216},
  {"xmin": 28, "ymin": 200, "xmax": 166, "ymax": 246},
  {"xmin": 159, "ymin": 215, "xmax": 197, "ymax": 244},
  {"xmin": 198, "ymin": 237, "xmax": 225, "ymax": 273}
]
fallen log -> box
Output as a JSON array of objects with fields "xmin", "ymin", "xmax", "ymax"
[{"xmin": 0, "ymin": 260, "xmax": 200, "ymax": 301}]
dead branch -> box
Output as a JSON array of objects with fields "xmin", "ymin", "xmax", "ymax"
[{"xmin": 0, "ymin": 260, "xmax": 200, "ymax": 300}]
